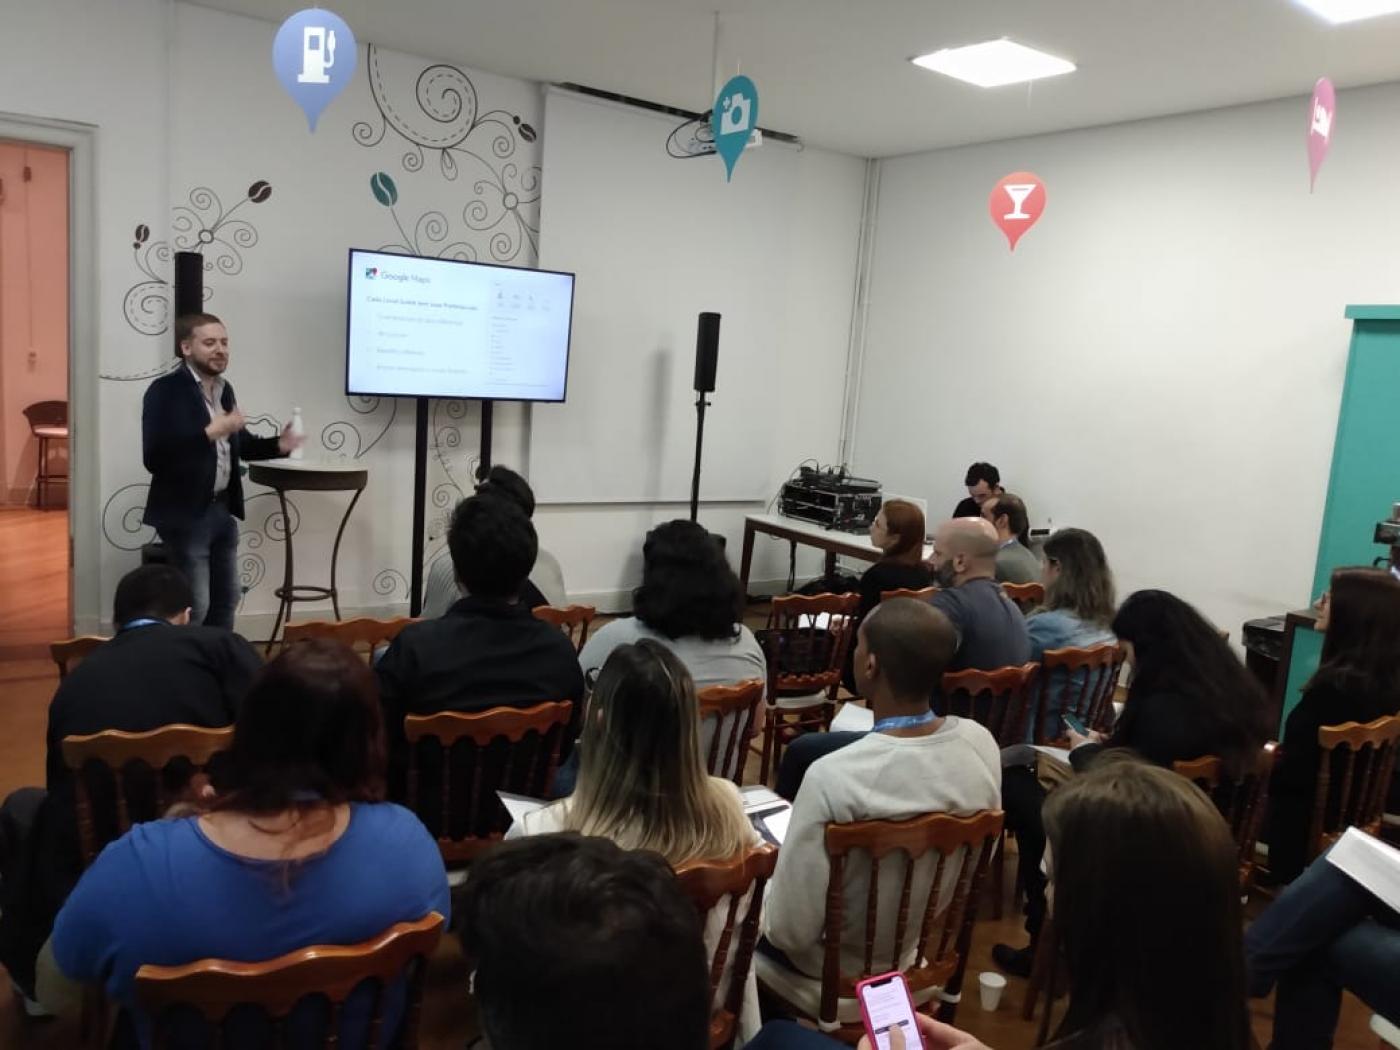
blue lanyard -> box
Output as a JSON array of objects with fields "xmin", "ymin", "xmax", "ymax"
[
  {"xmin": 873, "ymin": 711, "xmax": 937, "ymax": 733},
  {"xmin": 118, "ymin": 618, "xmax": 165, "ymax": 632}
]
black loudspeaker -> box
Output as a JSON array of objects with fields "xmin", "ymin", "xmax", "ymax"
[
  {"xmin": 693, "ymin": 312, "xmax": 720, "ymax": 393},
  {"xmin": 172, "ymin": 251, "xmax": 204, "ymax": 357}
]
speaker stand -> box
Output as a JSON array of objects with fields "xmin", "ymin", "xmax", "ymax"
[
  {"xmin": 409, "ymin": 397, "xmax": 429, "ymax": 616},
  {"xmin": 689, "ymin": 392, "xmax": 709, "ymax": 523}
]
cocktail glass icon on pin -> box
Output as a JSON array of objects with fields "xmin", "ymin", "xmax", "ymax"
[
  {"xmin": 298, "ymin": 25, "xmax": 336, "ymax": 84},
  {"xmin": 989, "ymin": 171, "xmax": 1046, "ymax": 252}
]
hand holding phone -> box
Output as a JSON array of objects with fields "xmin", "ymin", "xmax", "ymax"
[
  {"xmin": 1061, "ymin": 713, "xmax": 1088, "ymax": 737},
  {"xmin": 856, "ymin": 972, "xmax": 924, "ymax": 1050}
]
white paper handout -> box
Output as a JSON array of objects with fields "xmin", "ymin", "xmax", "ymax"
[
  {"xmin": 1326, "ymin": 826, "xmax": 1400, "ymax": 915},
  {"xmin": 497, "ymin": 791, "xmax": 547, "ymax": 827},
  {"xmin": 830, "ymin": 703, "xmax": 875, "ymax": 734}
]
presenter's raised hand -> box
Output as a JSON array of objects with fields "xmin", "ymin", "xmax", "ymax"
[
  {"xmin": 205, "ymin": 406, "xmax": 246, "ymax": 442},
  {"xmin": 278, "ymin": 423, "xmax": 305, "ymax": 455}
]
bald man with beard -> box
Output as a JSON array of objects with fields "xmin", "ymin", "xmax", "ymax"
[
  {"xmin": 925, "ymin": 517, "xmax": 1030, "ymax": 673},
  {"xmin": 774, "ymin": 518, "xmax": 1029, "ymax": 801}
]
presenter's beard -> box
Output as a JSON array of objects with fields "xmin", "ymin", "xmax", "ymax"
[{"xmin": 192, "ymin": 357, "xmax": 228, "ymax": 378}]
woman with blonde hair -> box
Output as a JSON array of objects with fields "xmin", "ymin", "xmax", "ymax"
[{"xmin": 514, "ymin": 638, "xmax": 761, "ymax": 1040}]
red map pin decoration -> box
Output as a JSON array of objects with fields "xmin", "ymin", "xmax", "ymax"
[
  {"xmin": 989, "ymin": 172, "xmax": 1046, "ymax": 252},
  {"xmin": 1307, "ymin": 77, "xmax": 1335, "ymax": 192}
]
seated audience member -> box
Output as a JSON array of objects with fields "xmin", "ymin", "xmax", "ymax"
[
  {"xmin": 42, "ymin": 640, "xmax": 450, "ymax": 1049},
  {"xmin": 0, "ymin": 565, "xmax": 260, "ymax": 1007},
  {"xmin": 927, "ymin": 517, "xmax": 1031, "ymax": 672},
  {"xmin": 776, "ymin": 519, "xmax": 1027, "ymax": 799},
  {"xmin": 1023, "ymin": 528, "xmax": 1117, "ymax": 741},
  {"xmin": 420, "ymin": 464, "xmax": 565, "ymax": 617},
  {"xmin": 951, "ymin": 461, "xmax": 1002, "ymax": 519},
  {"xmin": 461, "ymin": 834, "xmax": 711, "ymax": 1050},
  {"xmin": 995, "ymin": 587, "xmax": 1267, "ymax": 976},
  {"xmin": 846, "ymin": 499, "xmax": 933, "ymax": 688},
  {"xmin": 928, "ymin": 758, "xmax": 1253, "ymax": 1050},
  {"xmin": 511, "ymin": 639, "xmax": 761, "ymax": 1040},
  {"xmin": 376, "ymin": 495, "xmax": 584, "ymax": 795},
  {"xmin": 982, "ymin": 492, "xmax": 1040, "ymax": 584},
  {"xmin": 580, "ymin": 520, "xmax": 764, "ymax": 689},
  {"xmin": 1266, "ymin": 567, "xmax": 1400, "ymax": 884},
  {"xmin": 1246, "ymin": 846, "xmax": 1400, "ymax": 1050},
  {"xmin": 761, "ymin": 599, "xmax": 1001, "ymax": 980}
]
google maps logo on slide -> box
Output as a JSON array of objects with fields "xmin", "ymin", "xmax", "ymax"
[{"xmin": 364, "ymin": 267, "xmax": 378, "ymax": 279}]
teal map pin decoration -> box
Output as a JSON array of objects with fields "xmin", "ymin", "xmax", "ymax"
[
  {"xmin": 273, "ymin": 8, "xmax": 357, "ymax": 132},
  {"xmin": 711, "ymin": 75, "xmax": 758, "ymax": 182}
]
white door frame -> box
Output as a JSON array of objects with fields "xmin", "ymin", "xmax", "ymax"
[{"xmin": 0, "ymin": 112, "xmax": 100, "ymax": 634}]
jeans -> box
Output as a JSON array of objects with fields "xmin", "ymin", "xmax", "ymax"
[
  {"xmin": 157, "ymin": 498, "xmax": 240, "ymax": 629},
  {"xmin": 775, "ymin": 731, "xmax": 865, "ymax": 801},
  {"xmin": 1246, "ymin": 847, "xmax": 1400, "ymax": 1050}
]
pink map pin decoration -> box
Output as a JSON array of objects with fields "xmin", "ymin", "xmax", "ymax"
[
  {"xmin": 989, "ymin": 172, "xmax": 1046, "ymax": 252},
  {"xmin": 1307, "ymin": 78, "xmax": 1335, "ymax": 192}
]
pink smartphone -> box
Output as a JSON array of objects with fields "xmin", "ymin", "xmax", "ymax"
[{"xmin": 855, "ymin": 971, "xmax": 924, "ymax": 1050}]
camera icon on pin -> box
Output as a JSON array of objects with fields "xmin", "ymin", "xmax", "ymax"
[{"xmin": 719, "ymin": 93, "xmax": 752, "ymax": 136}]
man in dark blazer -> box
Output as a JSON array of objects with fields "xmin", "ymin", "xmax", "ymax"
[
  {"xmin": 0, "ymin": 564, "xmax": 261, "ymax": 1005},
  {"xmin": 142, "ymin": 312, "xmax": 302, "ymax": 628}
]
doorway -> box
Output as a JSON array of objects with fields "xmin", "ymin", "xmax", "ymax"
[{"xmin": 0, "ymin": 140, "xmax": 70, "ymax": 658}]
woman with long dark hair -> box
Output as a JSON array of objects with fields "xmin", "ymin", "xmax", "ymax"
[
  {"xmin": 46, "ymin": 640, "xmax": 449, "ymax": 1047},
  {"xmin": 1265, "ymin": 567, "xmax": 1400, "ymax": 883},
  {"xmin": 1069, "ymin": 589, "xmax": 1269, "ymax": 775},
  {"xmin": 1039, "ymin": 755, "xmax": 1253, "ymax": 1050},
  {"xmin": 579, "ymin": 520, "xmax": 765, "ymax": 690}
]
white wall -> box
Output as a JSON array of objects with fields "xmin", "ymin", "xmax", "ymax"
[
  {"xmin": 0, "ymin": 0, "xmax": 864, "ymax": 628},
  {"xmin": 855, "ymin": 81, "xmax": 1400, "ymax": 641}
]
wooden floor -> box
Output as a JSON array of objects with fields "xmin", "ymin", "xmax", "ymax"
[{"xmin": 0, "ymin": 513, "xmax": 1375, "ymax": 1048}]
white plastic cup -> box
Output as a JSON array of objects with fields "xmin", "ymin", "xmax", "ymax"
[{"xmin": 978, "ymin": 971, "xmax": 1007, "ymax": 1012}]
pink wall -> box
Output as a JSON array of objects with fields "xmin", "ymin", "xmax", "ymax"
[{"xmin": 0, "ymin": 142, "xmax": 68, "ymax": 505}]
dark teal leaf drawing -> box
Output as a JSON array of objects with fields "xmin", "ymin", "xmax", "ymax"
[{"xmin": 370, "ymin": 171, "xmax": 398, "ymax": 207}]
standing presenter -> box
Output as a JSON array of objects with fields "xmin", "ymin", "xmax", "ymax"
[{"xmin": 142, "ymin": 312, "xmax": 303, "ymax": 629}]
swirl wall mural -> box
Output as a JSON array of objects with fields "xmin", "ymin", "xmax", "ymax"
[{"xmin": 108, "ymin": 180, "xmax": 274, "ymax": 381}]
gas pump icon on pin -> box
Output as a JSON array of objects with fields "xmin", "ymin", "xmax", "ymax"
[{"xmin": 297, "ymin": 25, "xmax": 336, "ymax": 84}]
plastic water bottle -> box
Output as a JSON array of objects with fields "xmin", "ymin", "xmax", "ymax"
[{"xmin": 289, "ymin": 406, "xmax": 305, "ymax": 460}]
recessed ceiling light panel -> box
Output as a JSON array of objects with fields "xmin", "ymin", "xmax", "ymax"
[
  {"xmin": 1293, "ymin": 0, "xmax": 1400, "ymax": 24},
  {"xmin": 911, "ymin": 39, "xmax": 1076, "ymax": 89}
]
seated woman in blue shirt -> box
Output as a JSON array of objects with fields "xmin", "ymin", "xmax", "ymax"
[
  {"xmin": 1024, "ymin": 528, "xmax": 1117, "ymax": 741},
  {"xmin": 42, "ymin": 639, "xmax": 450, "ymax": 1049}
]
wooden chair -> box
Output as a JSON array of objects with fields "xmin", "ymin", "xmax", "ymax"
[
  {"xmin": 697, "ymin": 680, "xmax": 765, "ymax": 786},
  {"xmin": 51, "ymin": 636, "xmax": 108, "ymax": 679},
  {"xmin": 755, "ymin": 592, "xmax": 860, "ymax": 785},
  {"xmin": 134, "ymin": 912, "xmax": 444, "ymax": 1050},
  {"xmin": 60, "ymin": 725, "xmax": 235, "ymax": 867},
  {"xmin": 878, "ymin": 586, "xmax": 938, "ymax": 603},
  {"xmin": 1029, "ymin": 644, "xmax": 1125, "ymax": 745},
  {"xmin": 532, "ymin": 604, "xmax": 598, "ymax": 653},
  {"xmin": 676, "ymin": 845, "xmax": 779, "ymax": 1050},
  {"xmin": 281, "ymin": 617, "xmax": 415, "ymax": 661},
  {"xmin": 940, "ymin": 663, "xmax": 1039, "ymax": 920},
  {"xmin": 1173, "ymin": 742, "xmax": 1279, "ymax": 892},
  {"xmin": 1001, "ymin": 582, "xmax": 1045, "ymax": 614},
  {"xmin": 756, "ymin": 810, "xmax": 1003, "ymax": 1041},
  {"xmin": 403, "ymin": 701, "xmax": 573, "ymax": 871},
  {"xmin": 1309, "ymin": 715, "xmax": 1400, "ymax": 859}
]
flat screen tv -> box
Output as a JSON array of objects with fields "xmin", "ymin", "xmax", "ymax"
[{"xmin": 345, "ymin": 248, "xmax": 575, "ymax": 402}]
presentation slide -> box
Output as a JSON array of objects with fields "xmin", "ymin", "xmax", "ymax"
[{"xmin": 345, "ymin": 249, "xmax": 574, "ymax": 402}]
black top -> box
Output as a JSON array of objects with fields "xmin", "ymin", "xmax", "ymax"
[
  {"xmin": 0, "ymin": 624, "xmax": 259, "ymax": 991},
  {"xmin": 375, "ymin": 595, "xmax": 585, "ymax": 799},
  {"xmin": 856, "ymin": 559, "xmax": 934, "ymax": 623},
  {"xmin": 141, "ymin": 366, "xmax": 282, "ymax": 529},
  {"xmin": 1070, "ymin": 689, "xmax": 1243, "ymax": 772},
  {"xmin": 1266, "ymin": 677, "xmax": 1399, "ymax": 882},
  {"xmin": 930, "ymin": 577, "xmax": 1031, "ymax": 673},
  {"xmin": 952, "ymin": 496, "xmax": 981, "ymax": 519}
]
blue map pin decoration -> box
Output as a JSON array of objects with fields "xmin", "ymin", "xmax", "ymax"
[
  {"xmin": 711, "ymin": 75, "xmax": 759, "ymax": 182},
  {"xmin": 273, "ymin": 9, "xmax": 357, "ymax": 132}
]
